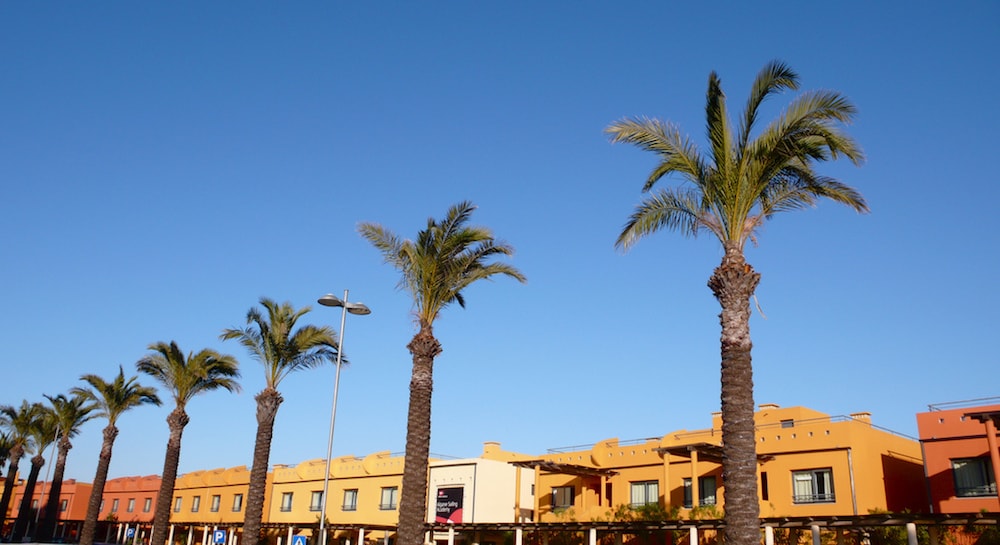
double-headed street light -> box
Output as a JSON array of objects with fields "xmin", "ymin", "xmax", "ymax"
[{"xmin": 317, "ymin": 290, "xmax": 371, "ymax": 545}]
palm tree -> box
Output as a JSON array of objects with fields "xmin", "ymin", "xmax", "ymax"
[
  {"xmin": 0, "ymin": 432, "xmax": 11, "ymax": 471},
  {"xmin": 11, "ymin": 406, "xmax": 57, "ymax": 541},
  {"xmin": 606, "ymin": 61, "xmax": 866, "ymax": 545},
  {"xmin": 37, "ymin": 393, "xmax": 97, "ymax": 543},
  {"xmin": 138, "ymin": 341, "xmax": 240, "ymax": 545},
  {"xmin": 359, "ymin": 201, "xmax": 526, "ymax": 545},
  {"xmin": 72, "ymin": 367, "xmax": 161, "ymax": 545},
  {"xmin": 0, "ymin": 401, "xmax": 43, "ymax": 535},
  {"xmin": 221, "ymin": 298, "xmax": 338, "ymax": 545}
]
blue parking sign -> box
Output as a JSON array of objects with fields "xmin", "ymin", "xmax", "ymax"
[
  {"xmin": 214, "ymin": 530, "xmax": 227, "ymax": 544},
  {"xmin": 126, "ymin": 529, "xmax": 136, "ymax": 538}
]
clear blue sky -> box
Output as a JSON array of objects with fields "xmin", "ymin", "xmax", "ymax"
[{"xmin": 2, "ymin": 2, "xmax": 998, "ymax": 484}]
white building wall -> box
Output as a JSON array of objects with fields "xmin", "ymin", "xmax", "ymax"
[{"xmin": 427, "ymin": 458, "xmax": 533, "ymax": 523}]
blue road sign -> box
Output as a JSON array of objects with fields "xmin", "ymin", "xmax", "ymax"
[
  {"xmin": 214, "ymin": 530, "xmax": 227, "ymax": 545},
  {"xmin": 126, "ymin": 528, "xmax": 136, "ymax": 538},
  {"xmin": 292, "ymin": 535, "xmax": 308, "ymax": 545}
]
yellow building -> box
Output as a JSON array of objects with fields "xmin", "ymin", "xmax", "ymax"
[
  {"xmin": 169, "ymin": 464, "xmax": 255, "ymax": 543},
  {"xmin": 510, "ymin": 404, "xmax": 925, "ymax": 521},
  {"xmin": 267, "ymin": 450, "xmax": 423, "ymax": 545}
]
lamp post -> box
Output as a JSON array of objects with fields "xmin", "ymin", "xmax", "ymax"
[{"xmin": 317, "ymin": 290, "xmax": 371, "ymax": 545}]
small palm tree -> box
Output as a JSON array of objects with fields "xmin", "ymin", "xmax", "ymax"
[
  {"xmin": 37, "ymin": 393, "xmax": 97, "ymax": 542},
  {"xmin": 606, "ymin": 61, "xmax": 866, "ymax": 545},
  {"xmin": 138, "ymin": 341, "xmax": 240, "ymax": 545},
  {"xmin": 0, "ymin": 401, "xmax": 43, "ymax": 532},
  {"xmin": 11, "ymin": 406, "xmax": 57, "ymax": 541},
  {"xmin": 359, "ymin": 201, "xmax": 525, "ymax": 545},
  {"xmin": 72, "ymin": 367, "xmax": 161, "ymax": 545},
  {"xmin": 221, "ymin": 298, "xmax": 338, "ymax": 545}
]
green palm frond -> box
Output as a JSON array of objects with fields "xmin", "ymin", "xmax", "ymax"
[
  {"xmin": 71, "ymin": 366, "xmax": 161, "ymax": 427},
  {"xmin": 137, "ymin": 341, "xmax": 241, "ymax": 409},
  {"xmin": 360, "ymin": 201, "xmax": 526, "ymax": 328},
  {"xmin": 609, "ymin": 61, "xmax": 867, "ymax": 252},
  {"xmin": 221, "ymin": 298, "xmax": 337, "ymax": 390},
  {"xmin": 44, "ymin": 393, "xmax": 97, "ymax": 442},
  {"xmin": 0, "ymin": 401, "xmax": 45, "ymax": 455}
]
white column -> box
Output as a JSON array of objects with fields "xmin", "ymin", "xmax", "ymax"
[
  {"xmin": 589, "ymin": 528, "xmax": 596, "ymax": 545},
  {"xmin": 186, "ymin": 526, "xmax": 194, "ymax": 545},
  {"xmin": 358, "ymin": 528, "xmax": 365, "ymax": 545},
  {"xmin": 688, "ymin": 527, "xmax": 697, "ymax": 545},
  {"xmin": 515, "ymin": 528, "xmax": 522, "ymax": 545},
  {"xmin": 448, "ymin": 525, "xmax": 455, "ymax": 545},
  {"xmin": 906, "ymin": 523, "xmax": 917, "ymax": 545},
  {"xmin": 287, "ymin": 527, "xmax": 294, "ymax": 545},
  {"xmin": 118, "ymin": 523, "xmax": 126, "ymax": 544},
  {"xmin": 811, "ymin": 525, "xmax": 821, "ymax": 545},
  {"xmin": 765, "ymin": 526, "xmax": 774, "ymax": 545},
  {"xmin": 202, "ymin": 526, "xmax": 209, "ymax": 545},
  {"xmin": 168, "ymin": 524, "xmax": 176, "ymax": 545}
]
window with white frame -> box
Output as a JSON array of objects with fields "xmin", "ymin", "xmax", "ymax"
[
  {"xmin": 682, "ymin": 476, "xmax": 717, "ymax": 508},
  {"xmin": 792, "ymin": 468, "xmax": 835, "ymax": 503},
  {"xmin": 191, "ymin": 495, "xmax": 201, "ymax": 512},
  {"xmin": 211, "ymin": 495, "xmax": 221, "ymax": 512},
  {"xmin": 952, "ymin": 457, "xmax": 997, "ymax": 497},
  {"xmin": 232, "ymin": 494, "xmax": 243, "ymax": 512},
  {"xmin": 111, "ymin": 499, "xmax": 119, "ymax": 512},
  {"xmin": 173, "ymin": 497, "xmax": 182, "ymax": 513},
  {"xmin": 60, "ymin": 499, "xmax": 68, "ymax": 512},
  {"xmin": 342, "ymin": 489, "xmax": 358, "ymax": 511},
  {"xmin": 310, "ymin": 491, "xmax": 323, "ymax": 511},
  {"xmin": 630, "ymin": 481, "xmax": 659, "ymax": 507},
  {"xmin": 127, "ymin": 498, "xmax": 135, "ymax": 512},
  {"xmin": 380, "ymin": 487, "xmax": 398, "ymax": 510},
  {"xmin": 143, "ymin": 498, "xmax": 152, "ymax": 512},
  {"xmin": 280, "ymin": 492, "xmax": 294, "ymax": 512},
  {"xmin": 551, "ymin": 486, "xmax": 574, "ymax": 510}
]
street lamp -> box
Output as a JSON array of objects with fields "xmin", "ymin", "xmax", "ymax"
[{"xmin": 317, "ymin": 291, "xmax": 371, "ymax": 545}]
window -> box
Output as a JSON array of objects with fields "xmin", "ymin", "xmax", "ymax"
[
  {"xmin": 792, "ymin": 469, "xmax": 835, "ymax": 503},
  {"xmin": 111, "ymin": 499, "xmax": 119, "ymax": 512},
  {"xmin": 630, "ymin": 481, "xmax": 658, "ymax": 507},
  {"xmin": 380, "ymin": 487, "xmax": 398, "ymax": 510},
  {"xmin": 280, "ymin": 492, "xmax": 294, "ymax": 512},
  {"xmin": 342, "ymin": 489, "xmax": 358, "ymax": 511},
  {"xmin": 551, "ymin": 486, "xmax": 574, "ymax": 510},
  {"xmin": 232, "ymin": 494, "xmax": 244, "ymax": 512},
  {"xmin": 683, "ymin": 476, "xmax": 717, "ymax": 508},
  {"xmin": 32, "ymin": 499, "xmax": 38, "ymax": 509},
  {"xmin": 780, "ymin": 419, "xmax": 794, "ymax": 428},
  {"xmin": 127, "ymin": 498, "xmax": 135, "ymax": 513},
  {"xmin": 761, "ymin": 472, "xmax": 769, "ymax": 502},
  {"xmin": 310, "ymin": 491, "xmax": 323, "ymax": 512},
  {"xmin": 60, "ymin": 499, "xmax": 68, "ymax": 512},
  {"xmin": 211, "ymin": 495, "xmax": 221, "ymax": 513},
  {"xmin": 952, "ymin": 458, "xmax": 997, "ymax": 497},
  {"xmin": 191, "ymin": 496, "xmax": 201, "ymax": 513},
  {"xmin": 100, "ymin": 499, "xmax": 105, "ymax": 512},
  {"xmin": 173, "ymin": 497, "xmax": 182, "ymax": 513},
  {"xmin": 143, "ymin": 498, "xmax": 152, "ymax": 513}
]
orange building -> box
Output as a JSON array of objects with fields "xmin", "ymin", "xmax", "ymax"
[
  {"xmin": 508, "ymin": 404, "xmax": 925, "ymax": 521},
  {"xmin": 7, "ymin": 478, "xmax": 92, "ymax": 540},
  {"xmin": 917, "ymin": 398, "xmax": 1000, "ymax": 513}
]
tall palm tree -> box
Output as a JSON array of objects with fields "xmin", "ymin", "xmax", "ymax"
[
  {"xmin": 11, "ymin": 406, "xmax": 57, "ymax": 541},
  {"xmin": 221, "ymin": 298, "xmax": 338, "ymax": 545},
  {"xmin": 0, "ymin": 401, "xmax": 43, "ymax": 534},
  {"xmin": 72, "ymin": 367, "xmax": 161, "ymax": 545},
  {"xmin": 37, "ymin": 393, "xmax": 97, "ymax": 543},
  {"xmin": 359, "ymin": 201, "xmax": 526, "ymax": 545},
  {"xmin": 606, "ymin": 61, "xmax": 866, "ymax": 545},
  {"xmin": 0, "ymin": 432, "xmax": 11, "ymax": 471},
  {"xmin": 138, "ymin": 341, "xmax": 240, "ymax": 545}
]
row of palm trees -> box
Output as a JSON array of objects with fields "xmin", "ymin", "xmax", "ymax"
[
  {"xmin": 4, "ymin": 61, "xmax": 865, "ymax": 545},
  {"xmin": 0, "ymin": 300, "xmax": 341, "ymax": 545}
]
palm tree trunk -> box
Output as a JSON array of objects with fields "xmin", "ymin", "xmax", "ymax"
[
  {"xmin": 11, "ymin": 455, "xmax": 44, "ymax": 541},
  {"xmin": 80, "ymin": 425, "xmax": 119, "ymax": 545},
  {"xmin": 242, "ymin": 388, "xmax": 283, "ymax": 545},
  {"xmin": 707, "ymin": 245, "xmax": 761, "ymax": 545},
  {"xmin": 0, "ymin": 445, "xmax": 23, "ymax": 533},
  {"xmin": 38, "ymin": 438, "xmax": 71, "ymax": 542},
  {"xmin": 398, "ymin": 326, "xmax": 442, "ymax": 545},
  {"xmin": 150, "ymin": 408, "xmax": 189, "ymax": 545}
]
